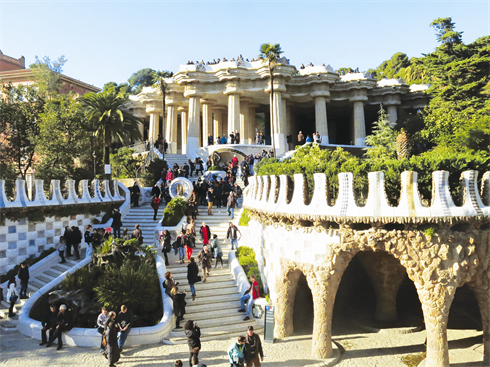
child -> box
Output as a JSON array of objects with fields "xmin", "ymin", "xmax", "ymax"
[{"xmin": 56, "ymin": 236, "xmax": 67, "ymax": 263}]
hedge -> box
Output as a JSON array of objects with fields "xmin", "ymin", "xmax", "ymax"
[
  {"xmin": 161, "ymin": 198, "xmax": 187, "ymax": 226},
  {"xmin": 236, "ymin": 246, "xmax": 264, "ymax": 296}
]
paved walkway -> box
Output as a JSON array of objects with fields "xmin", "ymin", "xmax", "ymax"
[{"xmin": 1, "ymin": 326, "xmax": 485, "ymax": 366}]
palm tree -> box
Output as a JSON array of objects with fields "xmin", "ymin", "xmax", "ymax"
[
  {"xmin": 83, "ymin": 87, "xmax": 142, "ymax": 179},
  {"xmin": 259, "ymin": 43, "xmax": 283, "ymax": 151},
  {"xmin": 151, "ymin": 70, "xmax": 173, "ymax": 158}
]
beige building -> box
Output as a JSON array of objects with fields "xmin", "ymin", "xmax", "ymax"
[{"xmin": 129, "ymin": 59, "xmax": 429, "ymax": 157}]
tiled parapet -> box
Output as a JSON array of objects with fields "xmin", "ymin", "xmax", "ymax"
[{"xmin": 245, "ymin": 170, "xmax": 490, "ymax": 223}]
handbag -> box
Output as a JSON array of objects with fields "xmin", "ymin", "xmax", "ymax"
[
  {"xmin": 9, "ymin": 291, "xmax": 18, "ymax": 303},
  {"xmin": 196, "ymin": 275, "xmax": 202, "ymax": 282},
  {"xmin": 102, "ymin": 331, "xmax": 107, "ymax": 347}
]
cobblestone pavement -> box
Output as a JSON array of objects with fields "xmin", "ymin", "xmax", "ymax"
[{"xmin": 0, "ymin": 327, "xmax": 486, "ymax": 367}]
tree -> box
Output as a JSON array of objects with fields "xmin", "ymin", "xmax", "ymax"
[
  {"xmin": 30, "ymin": 55, "xmax": 68, "ymax": 95},
  {"xmin": 83, "ymin": 88, "xmax": 143, "ymax": 179},
  {"xmin": 430, "ymin": 17, "xmax": 463, "ymax": 45},
  {"xmin": 259, "ymin": 43, "xmax": 283, "ymax": 152},
  {"xmin": 151, "ymin": 69, "xmax": 174, "ymax": 156},
  {"xmin": 110, "ymin": 147, "xmax": 142, "ymax": 178},
  {"xmin": 103, "ymin": 81, "xmax": 130, "ymax": 96},
  {"xmin": 364, "ymin": 105, "xmax": 397, "ymax": 160},
  {"xmin": 35, "ymin": 94, "xmax": 93, "ymax": 181},
  {"xmin": 0, "ymin": 84, "xmax": 43, "ymax": 180},
  {"xmin": 374, "ymin": 52, "xmax": 409, "ymax": 80},
  {"xmin": 128, "ymin": 68, "xmax": 155, "ymax": 95}
]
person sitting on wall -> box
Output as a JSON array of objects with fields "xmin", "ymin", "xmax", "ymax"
[
  {"xmin": 230, "ymin": 132, "xmax": 235, "ymax": 144},
  {"xmin": 216, "ymin": 136, "xmax": 221, "ymax": 145},
  {"xmin": 300, "ymin": 63, "xmax": 305, "ymax": 69},
  {"xmin": 40, "ymin": 305, "xmax": 58, "ymax": 346},
  {"xmin": 220, "ymin": 136, "xmax": 227, "ymax": 144},
  {"xmin": 235, "ymin": 130, "xmax": 240, "ymax": 144},
  {"xmin": 297, "ymin": 131, "xmax": 305, "ymax": 145},
  {"xmin": 305, "ymin": 135, "xmax": 312, "ymax": 143},
  {"xmin": 208, "ymin": 133, "xmax": 214, "ymax": 146},
  {"xmin": 46, "ymin": 304, "xmax": 71, "ymax": 350}
]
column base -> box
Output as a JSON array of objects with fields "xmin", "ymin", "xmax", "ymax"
[
  {"xmin": 274, "ymin": 133, "xmax": 286, "ymax": 156},
  {"xmin": 355, "ymin": 137, "xmax": 365, "ymax": 146},
  {"xmin": 186, "ymin": 137, "xmax": 199, "ymax": 158}
]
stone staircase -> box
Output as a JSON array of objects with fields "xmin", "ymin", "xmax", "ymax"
[
  {"xmin": 164, "ymin": 201, "xmax": 262, "ymax": 344},
  {"xmin": 0, "ymin": 256, "xmax": 85, "ymax": 331},
  {"xmin": 165, "ymin": 153, "xmax": 190, "ymax": 169},
  {"xmin": 122, "ymin": 205, "xmax": 159, "ymax": 245}
]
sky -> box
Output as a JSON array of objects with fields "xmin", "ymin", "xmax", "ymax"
[{"xmin": 1, "ymin": 0, "xmax": 488, "ymax": 89}]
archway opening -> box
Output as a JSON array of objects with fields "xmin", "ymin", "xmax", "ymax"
[
  {"xmin": 448, "ymin": 284, "xmax": 482, "ymax": 331},
  {"xmin": 292, "ymin": 273, "xmax": 314, "ymax": 335}
]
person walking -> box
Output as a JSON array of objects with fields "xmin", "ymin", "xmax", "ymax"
[
  {"xmin": 63, "ymin": 226, "xmax": 73, "ymax": 257},
  {"xmin": 227, "ymin": 192, "xmax": 237, "ymax": 219},
  {"xmin": 130, "ymin": 182, "xmax": 140, "ymax": 207},
  {"xmin": 185, "ymin": 320, "xmax": 201, "ymax": 367},
  {"xmin": 226, "ymin": 222, "xmax": 241, "ymax": 250},
  {"xmin": 160, "ymin": 230, "xmax": 172, "ymax": 266},
  {"xmin": 56, "ymin": 236, "xmax": 67, "ymax": 263},
  {"xmin": 171, "ymin": 287, "xmax": 187, "ymax": 329},
  {"xmin": 46, "ymin": 304, "xmax": 70, "ymax": 350},
  {"xmin": 96, "ymin": 307, "xmax": 109, "ymax": 354},
  {"xmin": 17, "ymin": 262, "xmax": 29, "ymax": 299},
  {"xmin": 207, "ymin": 188, "xmax": 214, "ymax": 216},
  {"xmin": 132, "ymin": 224, "xmax": 143, "ymax": 246},
  {"xmin": 6, "ymin": 277, "xmax": 18, "ymax": 317},
  {"xmin": 197, "ymin": 246, "xmax": 213, "ymax": 282},
  {"xmin": 244, "ymin": 326, "xmax": 264, "ymax": 367},
  {"xmin": 187, "ymin": 257, "xmax": 200, "ymax": 301},
  {"xmin": 228, "ymin": 336, "xmax": 247, "ymax": 367},
  {"xmin": 104, "ymin": 311, "xmax": 120, "ymax": 366},
  {"xmin": 210, "ymin": 234, "xmax": 223, "ymax": 269},
  {"xmin": 200, "ymin": 222, "xmax": 211, "ymax": 247},
  {"xmin": 151, "ymin": 195, "xmax": 161, "ymax": 221},
  {"xmin": 84, "ymin": 225, "xmax": 94, "ymax": 258},
  {"xmin": 40, "ymin": 305, "xmax": 57, "ymax": 346},
  {"xmin": 163, "ymin": 271, "xmax": 178, "ymax": 296},
  {"xmin": 111, "ymin": 209, "xmax": 122, "ymax": 238},
  {"xmin": 238, "ymin": 275, "xmax": 261, "ymax": 322},
  {"xmin": 191, "ymin": 354, "xmax": 207, "ymax": 367},
  {"xmin": 175, "ymin": 230, "xmax": 186, "ymax": 264},
  {"xmin": 116, "ymin": 305, "xmax": 133, "ymax": 353},
  {"xmin": 71, "ymin": 226, "xmax": 82, "ymax": 260}
]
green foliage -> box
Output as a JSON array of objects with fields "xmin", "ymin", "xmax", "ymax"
[
  {"xmin": 0, "ymin": 248, "xmax": 56, "ymax": 281},
  {"xmin": 422, "ymin": 226, "xmax": 436, "ymax": 237},
  {"xmin": 94, "ymin": 260, "xmax": 160, "ymax": 318},
  {"xmin": 238, "ymin": 209, "xmax": 251, "ymax": 227},
  {"xmin": 430, "ymin": 17, "xmax": 463, "ymax": 45},
  {"xmin": 208, "ymin": 165, "xmax": 226, "ymax": 171},
  {"xmin": 162, "ymin": 198, "xmax": 187, "ymax": 226},
  {"xmin": 128, "ymin": 68, "xmax": 155, "ymax": 95},
  {"xmin": 110, "ymin": 147, "xmax": 142, "ymax": 178},
  {"xmin": 144, "ymin": 158, "xmax": 169, "ymax": 186},
  {"xmin": 0, "ymin": 163, "xmax": 17, "ymax": 199},
  {"xmin": 61, "ymin": 266, "xmax": 101, "ymax": 296},
  {"xmin": 374, "ymin": 52, "xmax": 409, "ymax": 80},
  {"xmin": 30, "ymin": 55, "xmax": 67, "ymax": 94},
  {"xmin": 235, "ymin": 246, "xmax": 264, "ymax": 296},
  {"xmin": 96, "ymin": 236, "xmax": 114, "ymax": 255},
  {"xmin": 364, "ymin": 105, "xmax": 397, "ymax": 159}
]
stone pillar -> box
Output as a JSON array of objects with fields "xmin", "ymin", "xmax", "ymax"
[
  {"xmin": 273, "ymin": 91, "xmax": 286, "ymax": 155},
  {"xmin": 415, "ymin": 282, "xmax": 457, "ymax": 367},
  {"xmin": 387, "ymin": 104, "xmax": 398, "ymax": 125},
  {"xmin": 147, "ymin": 108, "xmax": 162, "ymax": 144},
  {"xmin": 185, "ymin": 90, "xmax": 202, "ymax": 156},
  {"xmin": 213, "ymin": 107, "xmax": 224, "ymax": 140},
  {"xmin": 274, "ymin": 269, "xmax": 302, "ymax": 338},
  {"xmin": 178, "ymin": 107, "xmax": 188, "ymax": 155},
  {"xmin": 248, "ymin": 103, "xmax": 258, "ymax": 145},
  {"xmin": 138, "ymin": 121, "xmax": 145, "ymax": 143},
  {"xmin": 357, "ymin": 252, "xmax": 407, "ymax": 323},
  {"xmin": 201, "ymin": 100, "xmax": 215, "ymax": 146},
  {"xmin": 166, "ymin": 105, "xmax": 178, "ymax": 154},
  {"xmin": 469, "ymin": 285, "xmax": 490, "ymax": 363},
  {"xmin": 352, "ymin": 100, "xmax": 367, "ymax": 146},
  {"xmin": 314, "ymin": 96, "xmax": 329, "ymax": 144},
  {"xmin": 240, "ymin": 98, "xmax": 252, "ymax": 145},
  {"xmin": 227, "ymin": 93, "xmax": 240, "ymax": 141}
]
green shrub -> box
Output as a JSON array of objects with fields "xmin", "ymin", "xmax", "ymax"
[
  {"xmin": 238, "ymin": 209, "xmax": 251, "ymax": 227},
  {"xmin": 162, "ymin": 198, "xmax": 187, "ymax": 226},
  {"xmin": 208, "ymin": 165, "xmax": 226, "ymax": 171},
  {"xmin": 61, "ymin": 266, "xmax": 101, "ymax": 296},
  {"xmin": 94, "ymin": 260, "xmax": 161, "ymax": 320},
  {"xmin": 235, "ymin": 246, "xmax": 264, "ymax": 297}
]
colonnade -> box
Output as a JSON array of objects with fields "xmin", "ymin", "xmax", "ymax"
[{"xmin": 143, "ymin": 90, "xmax": 400, "ymax": 155}]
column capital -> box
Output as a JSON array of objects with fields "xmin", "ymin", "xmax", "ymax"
[
  {"xmin": 146, "ymin": 106, "xmax": 163, "ymax": 114},
  {"xmin": 383, "ymin": 96, "xmax": 401, "ymax": 105},
  {"xmin": 200, "ymin": 98, "xmax": 217, "ymax": 105},
  {"xmin": 212, "ymin": 105, "xmax": 227, "ymax": 111},
  {"xmin": 177, "ymin": 106, "xmax": 188, "ymax": 112},
  {"xmin": 240, "ymin": 97, "xmax": 254, "ymax": 104},
  {"xmin": 183, "ymin": 85, "xmax": 204, "ymax": 98},
  {"xmin": 224, "ymin": 83, "xmax": 243, "ymax": 95},
  {"xmin": 264, "ymin": 82, "xmax": 287, "ymax": 94},
  {"xmin": 349, "ymin": 90, "xmax": 368, "ymax": 102}
]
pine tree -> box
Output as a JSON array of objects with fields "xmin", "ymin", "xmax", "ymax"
[{"xmin": 364, "ymin": 104, "xmax": 397, "ymax": 159}]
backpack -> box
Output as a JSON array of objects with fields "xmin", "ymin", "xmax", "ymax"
[{"xmin": 9, "ymin": 290, "xmax": 18, "ymax": 303}]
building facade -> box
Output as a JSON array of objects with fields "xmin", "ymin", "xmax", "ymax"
[{"xmin": 129, "ymin": 59, "xmax": 429, "ymax": 157}]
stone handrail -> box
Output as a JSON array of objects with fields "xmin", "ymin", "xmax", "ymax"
[
  {"xmin": 0, "ymin": 179, "xmax": 124, "ymax": 209},
  {"xmin": 244, "ymin": 171, "xmax": 490, "ymax": 223}
]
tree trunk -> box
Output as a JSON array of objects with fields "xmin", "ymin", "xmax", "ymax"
[
  {"xmin": 104, "ymin": 129, "xmax": 111, "ymax": 180},
  {"xmin": 269, "ymin": 67, "xmax": 275, "ymax": 152},
  {"xmin": 162, "ymin": 85, "xmax": 166, "ymax": 160}
]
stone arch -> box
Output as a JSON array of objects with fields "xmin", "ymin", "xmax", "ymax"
[{"xmin": 274, "ymin": 267, "xmax": 304, "ymax": 338}]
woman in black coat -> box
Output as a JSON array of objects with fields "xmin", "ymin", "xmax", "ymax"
[
  {"xmin": 104, "ymin": 311, "xmax": 120, "ymax": 366},
  {"xmin": 184, "ymin": 320, "xmax": 201, "ymax": 367},
  {"xmin": 170, "ymin": 286, "xmax": 186, "ymax": 329},
  {"xmin": 187, "ymin": 257, "xmax": 200, "ymax": 301}
]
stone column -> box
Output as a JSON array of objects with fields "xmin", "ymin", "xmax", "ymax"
[
  {"xmin": 387, "ymin": 104, "xmax": 398, "ymax": 125},
  {"xmin": 213, "ymin": 106, "xmax": 224, "ymax": 140},
  {"xmin": 273, "ymin": 91, "xmax": 286, "ymax": 155},
  {"xmin": 165, "ymin": 105, "xmax": 178, "ymax": 154},
  {"xmin": 274, "ymin": 268, "xmax": 302, "ymax": 338},
  {"xmin": 470, "ymin": 285, "xmax": 490, "ymax": 363},
  {"xmin": 248, "ymin": 103, "xmax": 258, "ymax": 145},
  {"xmin": 138, "ymin": 121, "xmax": 145, "ymax": 143},
  {"xmin": 227, "ymin": 93, "xmax": 240, "ymax": 141},
  {"xmin": 146, "ymin": 108, "xmax": 162, "ymax": 145},
  {"xmin": 350, "ymin": 95, "xmax": 367, "ymax": 146},
  {"xmin": 314, "ymin": 96, "xmax": 329, "ymax": 144},
  {"xmin": 240, "ymin": 98, "xmax": 252, "ymax": 145},
  {"xmin": 185, "ymin": 89, "xmax": 202, "ymax": 156},
  {"xmin": 415, "ymin": 282, "xmax": 457, "ymax": 367},
  {"xmin": 357, "ymin": 252, "xmax": 407, "ymax": 323},
  {"xmin": 178, "ymin": 107, "xmax": 188, "ymax": 155},
  {"xmin": 201, "ymin": 100, "xmax": 215, "ymax": 146}
]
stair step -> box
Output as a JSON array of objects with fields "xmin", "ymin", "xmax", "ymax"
[
  {"xmin": 185, "ymin": 304, "xmax": 243, "ymax": 319},
  {"xmin": 51, "ymin": 265, "xmax": 70, "ymax": 273},
  {"xmin": 35, "ymin": 275, "xmax": 53, "ymax": 283},
  {"xmin": 183, "ymin": 293, "xmax": 241, "ymax": 306},
  {"xmin": 168, "ymin": 320, "xmax": 262, "ymax": 340},
  {"xmin": 43, "ymin": 270, "xmax": 60, "ymax": 278},
  {"xmin": 0, "ymin": 320, "xmax": 18, "ymax": 330},
  {"xmin": 29, "ymin": 280, "xmax": 46, "ymax": 289}
]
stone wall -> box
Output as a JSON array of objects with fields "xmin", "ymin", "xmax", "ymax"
[{"xmin": 0, "ymin": 179, "xmax": 127, "ymax": 274}]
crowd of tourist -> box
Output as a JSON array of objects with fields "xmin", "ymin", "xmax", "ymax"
[{"xmin": 186, "ymin": 54, "xmax": 264, "ymax": 66}]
